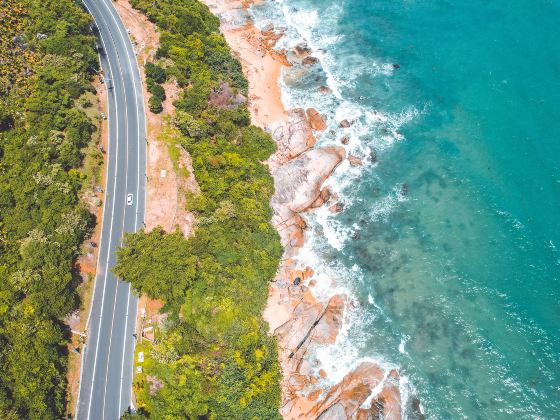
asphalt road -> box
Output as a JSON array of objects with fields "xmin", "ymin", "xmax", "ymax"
[{"xmin": 76, "ymin": 0, "xmax": 146, "ymax": 418}]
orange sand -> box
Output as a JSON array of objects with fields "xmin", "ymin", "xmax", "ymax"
[{"xmin": 204, "ymin": 0, "xmax": 288, "ymax": 127}]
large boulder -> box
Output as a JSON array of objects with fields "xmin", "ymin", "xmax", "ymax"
[
  {"xmin": 311, "ymin": 294, "xmax": 345, "ymax": 345},
  {"xmin": 271, "ymin": 146, "xmax": 346, "ymax": 213},
  {"xmin": 310, "ymin": 362, "xmax": 386, "ymax": 418},
  {"xmin": 306, "ymin": 107, "xmax": 327, "ymax": 131},
  {"xmin": 269, "ymin": 108, "xmax": 316, "ymax": 164}
]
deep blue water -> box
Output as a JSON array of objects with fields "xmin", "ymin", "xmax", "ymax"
[{"xmin": 253, "ymin": 0, "xmax": 560, "ymax": 417}]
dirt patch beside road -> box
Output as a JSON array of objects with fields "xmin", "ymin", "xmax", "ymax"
[{"xmin": 113, "ymin": 0, "xmax": 198, "ymax": 234}]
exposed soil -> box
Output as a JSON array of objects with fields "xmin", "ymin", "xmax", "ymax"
[{"xmin": 113, "ymin": 0, "xmax": 198, "ymax": 235}]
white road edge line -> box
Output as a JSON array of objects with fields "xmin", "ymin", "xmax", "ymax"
[
  {"xmin": 100, "ymin": 0, "xmax": 145, "ymax": 414},
  {"xmin": 78, "ymin": 2, "xmax": 121, "ymax": 420},
  {"xmin": 79, "ymin": 0, "xmax": 146, "ymax": 417},
  {"xmin": 75, "ymin": 45, "xmax": 110, "ymax": 420},
  {"xmin": 93, "ymin": 4, "xmax": 132, "ymax": 420}
]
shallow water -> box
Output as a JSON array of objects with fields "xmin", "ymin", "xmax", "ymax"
[{"xmin": 251, "ymin": 0, "xmax": 560, "ymax": 417}]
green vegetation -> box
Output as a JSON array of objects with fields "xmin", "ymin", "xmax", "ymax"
[
  {"xmin": 114, "ymin": 0, "xmax": 283, "ymax": 417},
  {"xmin": 146, "ymin": 61, "xmax": 167, "ymax": 114},
  {"xmin": 0, "ymin": 0, "xmax": 98, "ymax": 417},
  {"xmin": 148, "ymin": 95, "xmax": 163, "ymax": 114}
]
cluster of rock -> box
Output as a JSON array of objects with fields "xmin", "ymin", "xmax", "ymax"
[
  {"xmin": 264, "ymin": 104, "xmax": 412, "ymax": 419},
  {"xmin": 202, "ymin": 0, "xmax": 422, "ymax": 416}
]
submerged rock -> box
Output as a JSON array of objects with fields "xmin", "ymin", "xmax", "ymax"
[{"xmin": 369, "ymin": 149, "xmax": 378, "ymax": 164}]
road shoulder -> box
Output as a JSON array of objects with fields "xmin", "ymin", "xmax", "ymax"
[{"xmin": 65, "ymin": 73, "xmax": 111, "ymax": 417}]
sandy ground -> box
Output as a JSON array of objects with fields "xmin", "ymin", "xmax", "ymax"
[{"xmin": 205, "ymin": 0, "xmax": 288, "ymax": 126}]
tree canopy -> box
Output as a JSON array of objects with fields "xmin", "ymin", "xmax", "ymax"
[
  {"xmin": 115, "ymin": 0, "xmax": 283, "ymax": 418},
  {"xmin": 0, "ymin": 0, "xmax": 98, "ymax": 417}
]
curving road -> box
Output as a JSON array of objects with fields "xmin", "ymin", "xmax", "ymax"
[{"xmin": 77, "ymin": 0, "xmax": 146, "ymax": 418}]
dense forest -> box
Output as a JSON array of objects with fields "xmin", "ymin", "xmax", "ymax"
[
  {"xmin": 114, "ymin": 0, "xmax": 283, "ymax": 418},
  {"xmin": 0, "ymin": 0, "xmax": 98, "ymax": 418}
]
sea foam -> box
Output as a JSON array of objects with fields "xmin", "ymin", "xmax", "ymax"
[{"xmin": 249, "ymin": 0, "xmax": 421, "ymax": 413}]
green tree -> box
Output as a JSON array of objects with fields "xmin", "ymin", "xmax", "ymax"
[
  {"xmin": 119, "ymin": 0, "xmax": 283, "ymax": 417},
  {"xmin": 145, "ymin": 62, "xmax": 166, "ymax": 84},
  {"xmin": 148, "ymin": 83, "xmax": 166, "ymax": 101},
  {"xmin": 114, "ymin": 228, "xmax": 196, "ymax": 304},
  {"xmin": 148, "ymin": 95, "xmax": 163, "ymax": 113},
  {"xmin": 0, "ymin": 0, "xmax": 97, "ymax": 416}
]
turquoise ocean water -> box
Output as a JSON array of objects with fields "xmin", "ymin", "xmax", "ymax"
[{"xmin": 251, "ymin": 0, "xmax": 560, "ymax": 417}]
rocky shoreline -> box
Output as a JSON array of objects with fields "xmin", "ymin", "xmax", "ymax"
[{"xmin": 202, "ymin": 0, "xmax": 415, "ymax": 418}]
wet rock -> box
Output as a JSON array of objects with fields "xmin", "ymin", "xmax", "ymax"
[
  {"xmin": 356, "ymin": 401, "xmax": 384, "ymax": 420},
  {"xmin": 413, "ymin": 399, "xmax": 425, "ymax": 420},
  {"xmin": 309, "ymin": 187, "xmax": 332, "ymax": 209},
  {"xmin": 340, "ymin": 119, "xmax": 351, "ymax": 128},
  {"xmin": 393, "ymin": 63, "xmax": 400, "ymax": 69},
  {"xmin": 287, "ymin": 223, "xmax": 305, "ymax": 248},
  {"xmin": 306, "ymin": 107, "xmax": 327, "ymax": 131},
  {"xmin": 308, "ymin": 362, "xmax": 386, "ymax": 418},
  {"xmin": 348, "ymin": 155, "xmax": 363, "ymax": 167},
  {"xmin": 294, "ymin": 43, "xmax": 312, "ymax": 57},
  {"xmin": 302, "ymin": 56, "xmax": 319, "ymax": 65},
  {"xmin": 329, "ymin": 202, "xmax": 344, "ymax": 213},
  {"xmin": 262, "ymin": 23, "xmax": 274, "ymax": 33},
  {"xmin": 340, "ymin": 135, "xmax": 350, "ymax": 145},
  {"xmin": 352, "ymin": 231, "xmax": 361, "ymax": 240},
  {"xmin": 319, "ymin": 85, "xmax": 331, "ymax": 94},
  {"xmin": 375, "ymin": 369, "xmax": 402, "ymax": 420}
]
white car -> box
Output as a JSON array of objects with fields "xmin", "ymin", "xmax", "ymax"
[{"xmin": 127, "ymin": 193, "xmax": 133, "ymax": 206}]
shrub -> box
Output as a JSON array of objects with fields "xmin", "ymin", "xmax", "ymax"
[
  {"xmin": 148, "ymin": 83, "xmax": 166, "ymax": 101},
  {"xmin": 148, "ymin": 95, "xmax": 163, "ymax": 113},
  {"xmin": 145, "ymin": 62, "xmax": 167, "ymax": 84}
]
